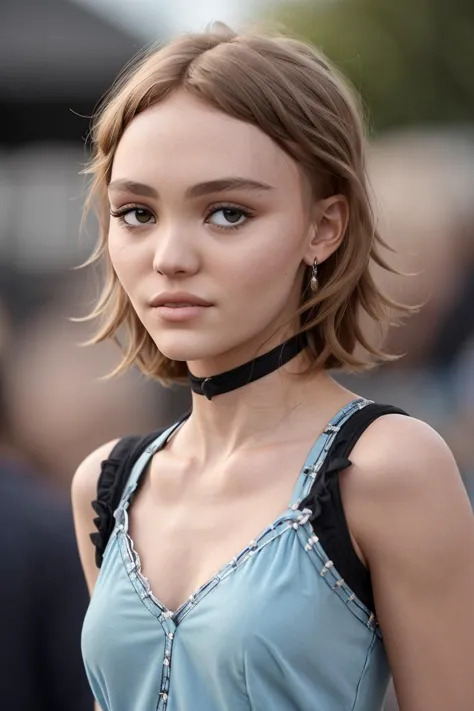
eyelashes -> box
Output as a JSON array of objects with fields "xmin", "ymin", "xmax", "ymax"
[
  {"xmin": 109, "ymin": 205, "xmax": 155, "ymax": 229},
  {"xmin": 205, "ymin": 204, "xmax": 253, "ymax": 230},
  {"xmin": 109, "ymin": 202, "xmax": 254, "ymax": 232}
]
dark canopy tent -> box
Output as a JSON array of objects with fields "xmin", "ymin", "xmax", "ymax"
[{"xmin": 0, "ymin": 0, "xmax": 160, "ymax": 145}]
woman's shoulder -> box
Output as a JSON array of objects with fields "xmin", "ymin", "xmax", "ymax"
[
  {"xmin": 341, "ymin": 412, "xmax": 469, "ymax": 568},
  {"xmin": 72, "ymin": 439, "xmax": 122, "ymax": 514},
  {"xmin": 71, "ymin": 439, "xmax": 121, "ymax": 592},
  {"xmin": 72, "ymin": 430, "xmax": 167, "ymax": 580},
  {"xmin": 349, "ymin": 412, "xmax": 457, "ymax": 490},
  {"xmin": 72, "ymin": 431, "xmax": 155, "ymax": 507}
]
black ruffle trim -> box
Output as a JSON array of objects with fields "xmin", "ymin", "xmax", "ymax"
[
  {"xmin": 300, "ymin": 455, "xmax": 375, "ymax": 613},
  {"xmin": 89, "ymin": 434, "xmax": 144, "ymax": 569},
  {"xmin": 90, "ymin": 453, "xmax": 125, "ymax": 569},
  {"xmin": 89, "ymin": 431, "xmax": 166, "ymax": 569},
  {"xmin": 299, "ymin": 457, "xmax": 351, "ymax": 524}
]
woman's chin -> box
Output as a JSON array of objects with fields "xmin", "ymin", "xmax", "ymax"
[{"xmin": 152, "ymin": 335, "xmax": 223, "ymax": 365}]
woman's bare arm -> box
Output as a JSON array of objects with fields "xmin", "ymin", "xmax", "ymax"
[
  {"xmin": 346, "ymin": 415, "xmax": 474, "ymax": 711},
  {"xmin": 71, "ymin": 439, "xmax": 120, "ymax": 711}
]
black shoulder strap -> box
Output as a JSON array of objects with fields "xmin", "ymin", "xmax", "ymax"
[
  {"xmin": 302, "ymin": 401, "xmax": 409, "ymax": 613},
  {"xmin": 90, "ymin": 430, "xmax": 163, "ymax": 568},
  {"xmin": 324, "ymin": 402, "xmax": 408, "ymax": 474}
]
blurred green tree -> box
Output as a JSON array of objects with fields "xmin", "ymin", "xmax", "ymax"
[{"xmin": 271, "ymin": 0, "xmax": 474, "ymax": 132}]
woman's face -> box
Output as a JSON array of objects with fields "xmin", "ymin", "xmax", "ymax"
[{"xmin": 108, "ymin": 90, "xmax": 314, "ymax": 371}]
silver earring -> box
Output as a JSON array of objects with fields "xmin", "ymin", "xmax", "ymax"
[{"xmin": 310, "ymin": 258, "xmax": 319, "ymax": 292}]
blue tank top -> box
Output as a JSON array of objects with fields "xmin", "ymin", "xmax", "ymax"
[{"xmin": 82, "ymin": 398, "xmax": 392, "ymax": 710}]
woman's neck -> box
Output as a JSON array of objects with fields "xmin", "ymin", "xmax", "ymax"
[{"xmin": 180, "ymin": 356, "xmax": 353, "ymax": 462}]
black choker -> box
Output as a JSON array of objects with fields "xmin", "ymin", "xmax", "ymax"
[{"xmin": 187, "ymin": 334, "xmax": 306, "ymax": 400}]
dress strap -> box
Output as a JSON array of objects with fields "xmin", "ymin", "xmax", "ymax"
[
  {"xmin": 90, "ymin": 413, "xmax": 190, "ymax": 569},
  {"xmin": 300, "ymin": 402, "xmax": 408, "ymax": 612},
  {"xmin": 290, "ymin": 398, "xmax": 370, "ymax": 507},
  {"xmin": 90, "ymin": 433, "xmax": 160, "ymax": 569},
  {"xmin": 119, "ymin": 420, "xmax": 184, "ymax": 505}
]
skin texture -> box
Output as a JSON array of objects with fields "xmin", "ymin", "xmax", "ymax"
[{"xmin": 73, "ymin": 90, "xmax": 474, "ymax": 711}]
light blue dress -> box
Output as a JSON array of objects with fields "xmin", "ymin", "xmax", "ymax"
[{"xmin": 82, "ymin": 398, "xmax": 391, "ymax": 710}]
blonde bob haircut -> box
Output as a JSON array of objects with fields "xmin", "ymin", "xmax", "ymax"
[{"xmin": 83, "ymin": 23, "xmax": 404, "ymax": 384}]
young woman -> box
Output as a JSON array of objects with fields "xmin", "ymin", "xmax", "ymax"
[{"xmin": 72, "ymin": 24, "xmax": 474, "ymax": 711}]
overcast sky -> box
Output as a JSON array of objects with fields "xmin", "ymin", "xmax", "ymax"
[{"xmin": 74, "ymin": 0, "xmax": 273, "ymax": 39}]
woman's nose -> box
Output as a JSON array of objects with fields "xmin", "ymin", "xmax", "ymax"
[{"xmin": 152, "ymin": 227, "xmax": 200, "ymax": 278}]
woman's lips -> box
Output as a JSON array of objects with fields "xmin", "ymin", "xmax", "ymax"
[{"xmin": 151, "ymin": 304, "xmax": 211, "ymax": 322}]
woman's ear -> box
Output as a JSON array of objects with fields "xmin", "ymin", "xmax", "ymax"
[{"xmin": 303, "ymin": 194, "xmax": 349, "ymax": 266}]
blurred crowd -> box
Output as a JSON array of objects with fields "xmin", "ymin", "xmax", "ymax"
[
  {"xmin": 339, "ymin": 129, "xmax": 474, "ymax": 500},
  {"xmin": 1, "ymin": 1, "xmax": 473, "ymax": 710}
]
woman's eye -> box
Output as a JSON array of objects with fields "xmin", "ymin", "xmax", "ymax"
[
  {"xmin": 123, "ymin": 208, "xmax": 155, "ymax": 226},
  {"xmin": 113, "ymin": 208, "xmax": 155, "ymax": 227},
  {"xmin": 207, "ymin": 207, "xmax": 248, "ymax": 228}
]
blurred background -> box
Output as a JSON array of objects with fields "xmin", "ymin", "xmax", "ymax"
[{"xmin": 1, "ymin": 1, "xmax": 472, "ymax": 710}]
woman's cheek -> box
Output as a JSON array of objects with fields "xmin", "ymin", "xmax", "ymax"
[{"xmin": 108, "ymin": 236, "xmax": 147, "ymax": 285}]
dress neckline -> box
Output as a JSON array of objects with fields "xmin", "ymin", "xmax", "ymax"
[{"xmin": 115, "ymin": 397, "xmax": 369, "ymax": 622}]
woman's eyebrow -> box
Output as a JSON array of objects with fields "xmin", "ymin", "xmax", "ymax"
[
  {"xmin": 185, "ymin": 178, "xmax": 274, "ymax": 199},
  {"xmin": 108, "ymin": 177, "xmax": 274, "ymax": 200},
  {"xmin": 108, "ymin": 179, "xmax": 158, "ymax": 198}
]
